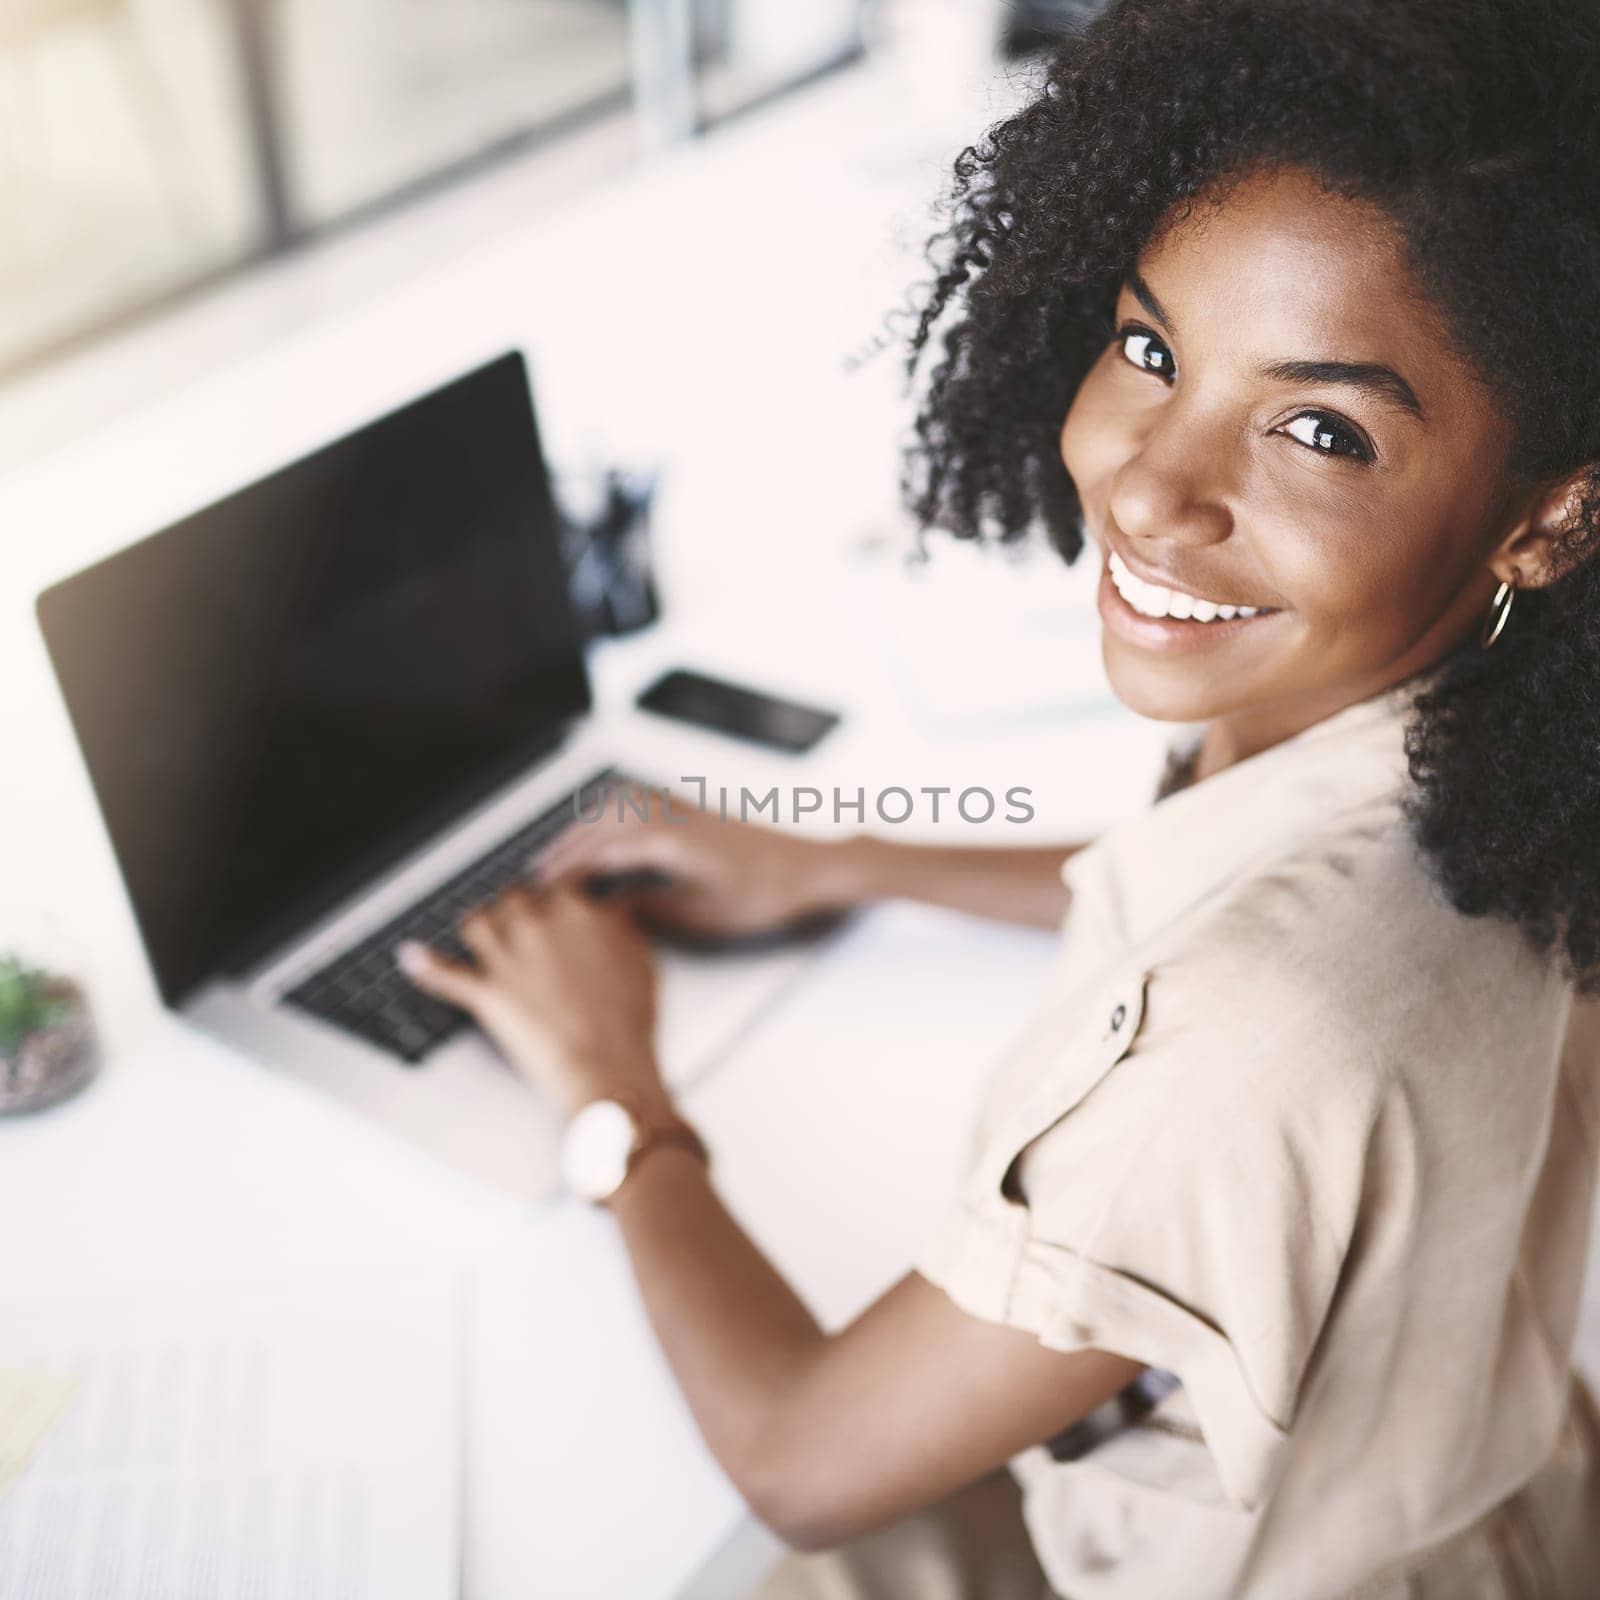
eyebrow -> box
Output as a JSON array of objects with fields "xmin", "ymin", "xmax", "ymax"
[{"xmin": 1121, "ymin": 271, "xmax": 1426, "ymax": 421}]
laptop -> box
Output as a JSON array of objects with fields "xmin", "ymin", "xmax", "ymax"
[{"xmin": 35, "ymin": 351, "xmax": 830, "ymax": 1203}]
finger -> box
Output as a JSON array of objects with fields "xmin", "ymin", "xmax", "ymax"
[
  {"xmin": 474, "ymin": 885, "xmax": 545, "ymax": 940},
  {"xmin": 459, "ymin": 906, "xmax": 501, "ymax": 958},
  {"xmin": 533, "ymin": 827, "xmax": 679, "ymax": 887},
  {"xmin": 461, "ymin": 883, "xmax": 554, "ymax": 953},
  {"xmin": 542, "ymin": 880, "xmax": 605, "ymax": 915},
  {"xmin": 559, "ymin": 886, "xmax": 657, "ymax": 941},
  {"xmin": 504, "ymin": 879, "xmax": 554, "ymax": 915},
  {"xmin": 543, "ymin": 882, "xmax": 636, "ymax": 934},
  {"xmin": 527, "ymin": 829, "xmax": 624, "ymax": 881},
  {"xmin": 395, "ymin": 941, "xmax": 483, "ymax": 1007},
  {"xmin": 535, "ymin": 790, "xmax": 662, "ymax": 862}
]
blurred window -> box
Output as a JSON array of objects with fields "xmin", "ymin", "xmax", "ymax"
[
  {"xmin": 692, "ymin": 0, "xmax": 864, "ymax": 126},
  {"xmin": 0, "ymin": 0, "xmax": 866, "ymax": 378},
  {"xmin": 0, "ymin": 0, "xmax": 263, "ymax": 372},
  {"xmin": 274, "ymin": 0, "xmax": 635, "ymax": 226}
]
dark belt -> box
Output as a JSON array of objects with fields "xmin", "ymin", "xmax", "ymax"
[{"xmin": 1045, "ymin": 1367, "xmax": 1183, "ymax": 1463}]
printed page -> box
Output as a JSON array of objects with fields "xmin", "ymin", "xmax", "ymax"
[{"xmin": 0, "ymin": 1270, "xmax": 461, "ymax": 1600}]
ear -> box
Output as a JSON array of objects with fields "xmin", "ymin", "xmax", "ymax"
[{"xmin": 1487, "ymin": 465, "xmax": 1596, "ymax": 590}]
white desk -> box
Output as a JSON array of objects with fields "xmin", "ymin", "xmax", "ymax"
[
  {"xmin": 0, "ymin": 33, "xmax": 1176, "ymax": 1600},
  {"xmin": 0, "ymin": 548, "xmax": 1170, "ymax": 1590},
  {"xmin": 0, "ymin": 609, "xmax": 1166, "ymax": 1600}
]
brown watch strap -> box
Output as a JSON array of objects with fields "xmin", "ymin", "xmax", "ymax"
[{"xmin": 610, "ymin": 1096, "xmax": 710, "ymax": 1202}]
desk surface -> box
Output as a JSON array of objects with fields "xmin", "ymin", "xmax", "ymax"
[
  {"xmin": 0, "ymin": 591, "xmax": 1167, "ymax": 1600},
  {"xmin": 0, "ymin": 34, "xmax": 1178, "ymax": 1600}
]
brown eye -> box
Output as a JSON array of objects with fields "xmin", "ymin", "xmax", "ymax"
[
  {"xmin": 1116, "ymin": 325, "xmax": 1176, "ymax": 384},
  {"xmin": 1283, "ymin": 411, "xmax": 1373, "ymax": 462}
]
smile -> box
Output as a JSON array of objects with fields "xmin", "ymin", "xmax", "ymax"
[
  {"xmin": 1096, "ymin": 547, "xmax": 1283, "ymax": 656},
  {"xmin": 1108, "ymin": 549, "xmax": 1267, "ymax": 622}
]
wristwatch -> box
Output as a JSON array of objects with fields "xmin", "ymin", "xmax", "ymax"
[{"xmin": 558, "ymin": 1092, "xmax": 709, "ymax": 1205}]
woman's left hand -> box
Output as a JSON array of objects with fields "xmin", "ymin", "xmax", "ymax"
[{"xmin": 395, "ymin": 882, "xmax": 664, "ymax": 1121}]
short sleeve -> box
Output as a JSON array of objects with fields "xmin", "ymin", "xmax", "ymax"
[{"xmin": 914, "ymin": 958, "xmax": 1383, "ymax": 1512}]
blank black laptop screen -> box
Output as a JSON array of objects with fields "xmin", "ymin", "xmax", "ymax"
[{"xmin": 36, "ymin": 352, "xmax": 591, "ymax": 1006}]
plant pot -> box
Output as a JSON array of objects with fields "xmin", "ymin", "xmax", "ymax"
[{"xmin": 0, "ymin": 981, "xmax": 97, "ymax": 1116}]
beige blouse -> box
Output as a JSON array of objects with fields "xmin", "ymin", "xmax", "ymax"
[{"xmin": 915, "ymin": 678, "xmax": 1600, "ymax": 1598}]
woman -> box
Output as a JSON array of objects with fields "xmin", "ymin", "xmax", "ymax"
[{"xmin": 398, "ymin": 1, "xmax": 1600, "ymax": 1593}]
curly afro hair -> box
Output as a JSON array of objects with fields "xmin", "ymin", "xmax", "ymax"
[{"xmin": 902, "ymin": 0, "xmax": 1600, "ymax": 993}]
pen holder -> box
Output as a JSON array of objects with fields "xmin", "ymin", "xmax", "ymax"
[
  {"xmin": 0, "ymin": 953, "xmax": 97, "ymax": 1116},
  {"xmin": 554, "ymin": 465, "xmax": 662, "ymax": 641}
]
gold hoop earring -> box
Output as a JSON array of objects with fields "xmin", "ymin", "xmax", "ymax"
[{"xmin": 1480, "ymin": 575, "xmax": 1517, "ymax": 649}]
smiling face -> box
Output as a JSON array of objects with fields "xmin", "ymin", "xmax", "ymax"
[{"xmin": 1060, "ymin": 164, "xmax": 1526, "ymax": 765}]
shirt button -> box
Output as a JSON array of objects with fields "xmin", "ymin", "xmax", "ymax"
[{"xmin": 1109, "ymin": 1003, "xmax": 1127, "ymax": 1032}]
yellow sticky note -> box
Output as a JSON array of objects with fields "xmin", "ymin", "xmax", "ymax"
[{"xmin": 0, "ymin": 1367, "xmax": 79, "ymax": 1501}]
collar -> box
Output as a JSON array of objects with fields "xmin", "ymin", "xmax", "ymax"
[{"xmin": 1062, "ymin": 669, "xmax": 1439, "ymax": 951}]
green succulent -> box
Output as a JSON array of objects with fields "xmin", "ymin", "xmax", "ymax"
[{"xmin": 0, "ymin": 955, "xmax": 72, "ymax": 1054}]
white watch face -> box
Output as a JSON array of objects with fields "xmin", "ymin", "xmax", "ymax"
[{"xmin": 559, "ymin": 1099, "xmax": 638, "ymax": 1201}]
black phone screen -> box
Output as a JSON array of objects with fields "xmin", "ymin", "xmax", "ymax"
[{"xmin": 635, "ymin": 669, "xmax": 840, "ymax": 754}]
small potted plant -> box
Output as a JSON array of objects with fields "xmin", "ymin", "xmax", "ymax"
[{"xmin": 0, "ymin": 954, "xmax": 96, "ymax": 1115}]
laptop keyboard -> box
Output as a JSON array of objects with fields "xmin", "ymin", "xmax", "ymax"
[{"xmin": 283, "ymin": 767, "xmax": 633, "ymax": 1065}]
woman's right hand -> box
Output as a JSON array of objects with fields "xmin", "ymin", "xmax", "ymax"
[{"xmin": 530, "ymin": 782, "xmax": 860, "ymax": 942}]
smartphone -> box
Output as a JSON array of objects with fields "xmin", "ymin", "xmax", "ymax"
[{"xmin": 635, "ymin": 668, "xmax": 840, "ymax": 754}]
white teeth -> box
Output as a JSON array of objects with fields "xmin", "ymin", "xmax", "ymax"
[{"xmin": 1108, "ymin": 549, "xmax": 1264, "ymax": 623}]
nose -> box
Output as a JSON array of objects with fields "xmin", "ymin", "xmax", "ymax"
[{"xmin": 1104, "ymin": 412, "xmax": 1233, "ymax": 550}]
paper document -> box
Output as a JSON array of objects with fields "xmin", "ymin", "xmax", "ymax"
[
  {"xmin": 0, "ymin": 1368, "xmax": 79, "ymax": 1501},
  {"xmin": 0, "ymin": 1270, "xmax": 461, "ymax": 1599}
]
